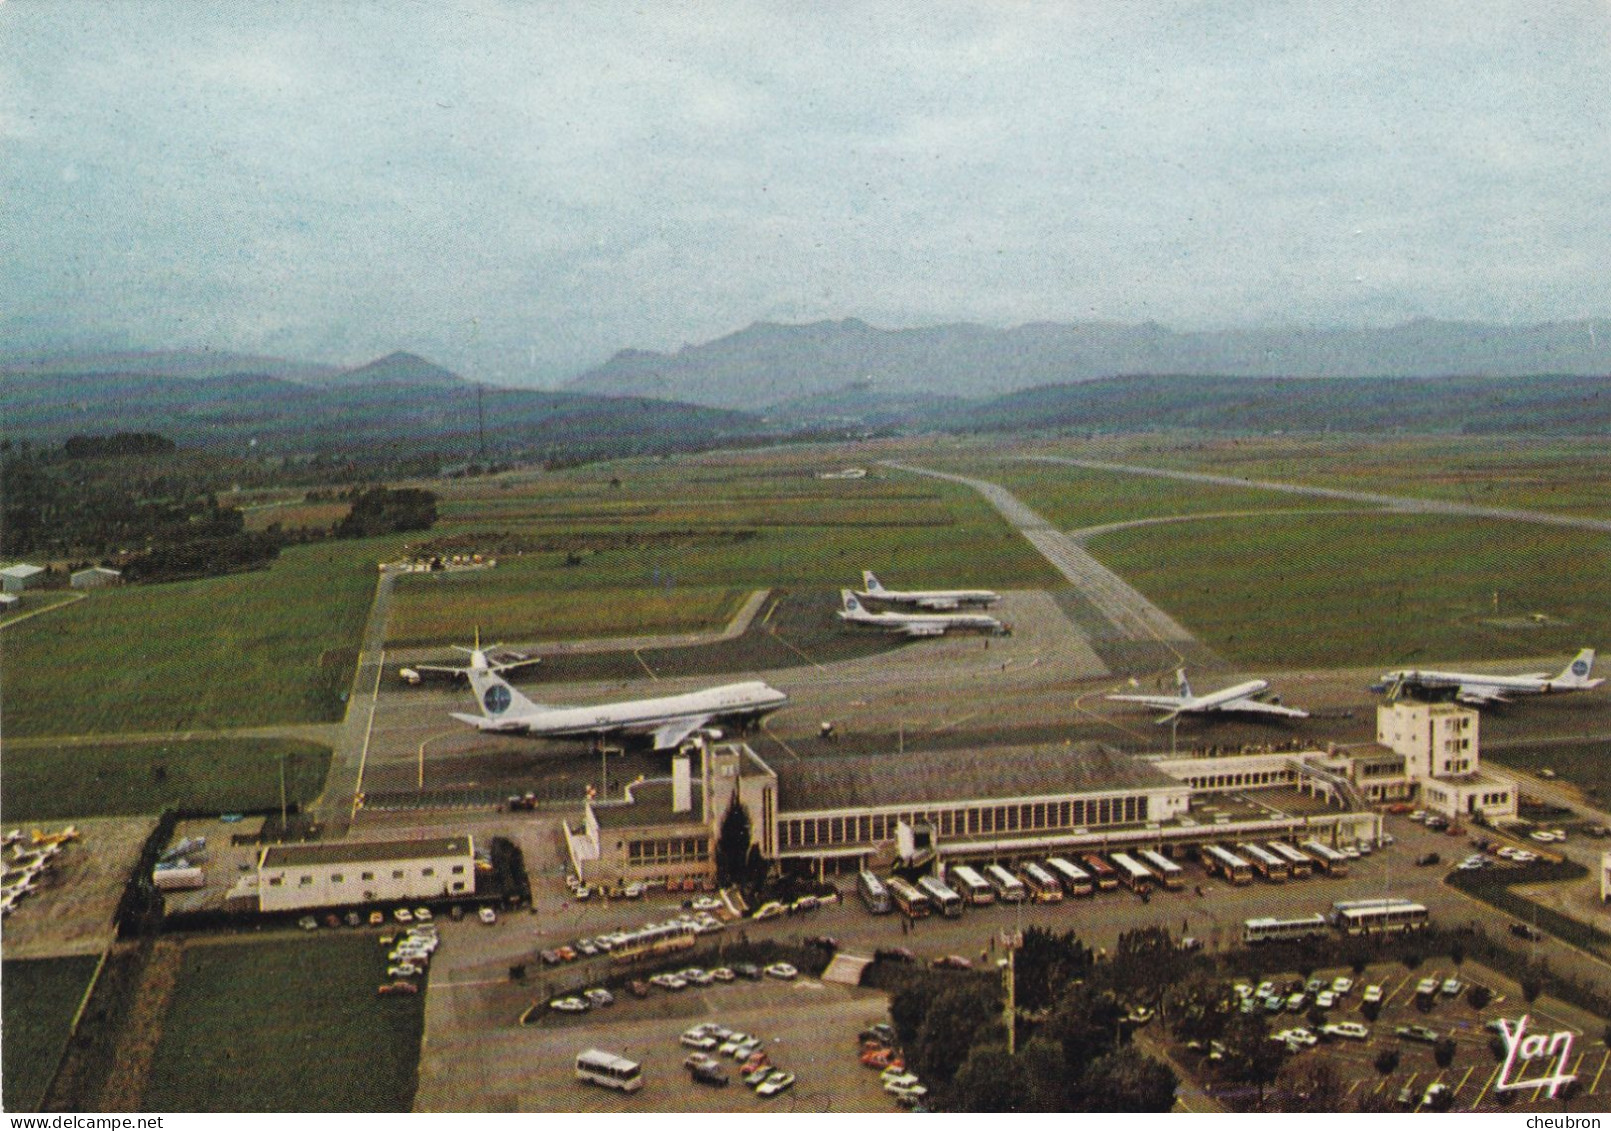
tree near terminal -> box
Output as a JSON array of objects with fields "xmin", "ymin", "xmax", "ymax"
[
  {"xmin": 1217, "ymin": 1011, "xmax": 1285, "ymax": 1107},
  {"xmin": 1079, "ymin": 1046, "xmax": 1179, "ymax": 1112},
  {"xmin": 1164, "ymin": 971, "xmax": 1236, "ymax": 1047}
]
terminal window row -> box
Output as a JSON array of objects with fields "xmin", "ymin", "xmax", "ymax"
[
  {"xmin": 627, "ymin": 836, "xmax": 710, "ymax": 867},
  {"xmin": 777, "ymin": 794, "xmax": 1151, "ymax": 851},
  {"xmin": 264, "ymin": 863, "xmax": 467, "ymax": 887},
  {"xmin": 1180, "ymin": 768, "xmax": 1295, "ymax": 791}
]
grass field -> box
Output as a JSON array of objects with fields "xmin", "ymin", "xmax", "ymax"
[
  {"xmin": 1086, "ymin": 512, "xmax": 1611, "ymax": 668},
  {"xmin": 916, "ymin": 455, "xmax": 1361, "ymax": 529},
  {"xmin": 1027, "ymin": 434, "xmax": 1611, "ymax": 518},
  {"xmin": 1, "ymin": 537, "xmax": 399, "ymax": 738},
  {"xmin": 388, "ymin": 456, "xmax": 1059, "ymax": 645},
  {"xmin": 1, "ymin": 954, "xmax": 101, "ymax": 1112},
  {"xmin": 141, "ymin": 935, "xmax": 425, "ymax": 1112},
  {"xmin": 0, "ymin": 738, "xmax": 330, "ymax": 821},
  {"xmin": 1485, "ymin": 740, "xmax": 1611, "ymax": 813}
]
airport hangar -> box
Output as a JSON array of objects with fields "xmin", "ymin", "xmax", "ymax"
[{"xmin": 563, "ymin": 699, "xmax": 1516, "ymax": 890}]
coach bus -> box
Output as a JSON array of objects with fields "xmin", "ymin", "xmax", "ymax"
[
  {"xmin": 1242, "ymin": 914, "xmax": 1329, "ymax": 945},
  {"xmin": 886, "ymin": 876, "xmax": 932, "ymax": 919},
  {"xmin": 917, "ymin": 874, "xmax": 965, "ymax": 918},
  {"xmin": 1301, "ymin": 839, "xmax": 1350, "ymax": 877},
  {"xmin": 1330, "ymin": 898, "xmax": 1429, "ymax": 936},
  {"xmin": 611, "ymin": 922, "xmax": 697, "ymax": 964},
  {"xmin": 1020, "ymin": 861, "xmax": 1065, "ymax": 903},
  {"xmin": 1267, "ymin": 841, "xmax": 1314, "ymax": 878},
  {"xmin": 1109, "ymin": 852, "xmax": 1154, "ymax": 894},
  {"xmin": 576, "ymin": 1048, "xmax": 644, "ymax": 1092},
  {"xmin": 1201, "ymin": 844, "xmax": 1253, "ymax": 885},
  {"xmin": 984, "ymin": 863, "xmax": 1028, "ymax": 903},
  {"xmin": 949, "ymin": 864, "xmax": 997, "ymax": 906},
  {"xmin": 1137, "ymin": 849, "xmax": 1185, "ymax": 891},
  {"xmin": 858, "ymin": 869, "xmax": 892, "ymax": 915},
  {"xmin": 1045, "ymin": 856, "xmax": 1094, "ymax": 897},
  {"xmin": 1080, "ymin": 853, "xmax": 1119, "ymax": 891},
  {"xmin": 1237, "ymin": 842, "xmax": 1289, "ymax": 883}
]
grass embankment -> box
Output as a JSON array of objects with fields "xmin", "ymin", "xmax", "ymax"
[
  {"xmin": 1, "ymin": 955, "xmax": 102, "ymax": 1112},
  {"xmin": 0, "ymin": 738, "xmax": 330, "ymax": 822},
  {"xmin": 1445, "ymin": 860, "xmax": 1610, "ymax": 959},
  {"xmin": 389, "ymin": 462, "xmax": 1058, "ymax": 645},
  {"xmin": 1, "ymin": 537, "xmax": 397, "ymax": 738},
  {"xmin": 141, "ymin": 936, "xmax": 424, "ymax": 1112},
  {"xmin": 1086, "ymin": 513, "xmax": 1611, "ymax": 668}
]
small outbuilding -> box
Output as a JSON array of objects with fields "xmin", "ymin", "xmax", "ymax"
[
  {"xmin": 0, "ymin": 563, "xmax": 46, "ymax": 594},
  {"xmin": 70, "ymin": 566, "xmax": 122, "ymax": 589}
]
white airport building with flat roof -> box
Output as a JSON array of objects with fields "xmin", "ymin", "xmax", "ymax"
[{"xmin": 256, "ymin": 835, "xmax": 475, "ymax": 913}]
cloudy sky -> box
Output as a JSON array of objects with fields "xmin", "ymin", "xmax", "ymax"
[{"xmin": 4, "ymin": 1, "xmax": 1609, "ymax": 384}]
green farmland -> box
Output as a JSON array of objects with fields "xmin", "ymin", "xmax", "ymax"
[
  {"xmin": 0, "ymin": 537, "xmax": 397, "ymax": 738},
  {"xmin": 1, "ymin": 955, "xmax": 101, "ymax": 1112},
  {"xmin": 389, "ymin": 459, "xmax": 1059, "ymax": 645},
  {"xmin": 1086, "ymin": 512, "xmax": 1611, "ymax": 668},
  {"xmin": 141, "ymin": 936, "xmax": 424, "ymax": 1112},
  {"xmin": 0, "ymin": 738, "xmax": 330, "ymax": 822}
]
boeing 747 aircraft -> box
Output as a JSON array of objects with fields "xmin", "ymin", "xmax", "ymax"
[
  {"xmin": 1374, "ymin": 648, "xmax": 1602, "ymax": 706},
  {"xmin": 452, "ymin": 670, "xmax": 788, "ymax": 750},
  {"xmin": 856, "ymin": 571, "xmax": 1000, "ymax": 610},
  {"xmin": 400, "ymin": 629, "xmax": 542, "ymax": 685},
  {"xmin": 1106, "ymin": 670, "xmax": 1310, "ymax": 723},
  {"xmin": 837, "ymin": 590, "xmax": 1005, "ymax": 637}
]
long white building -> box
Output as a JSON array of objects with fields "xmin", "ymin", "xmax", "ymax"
[{"xmin": 257, "ymin": 835, "xmax": 475, "ymax": 913}]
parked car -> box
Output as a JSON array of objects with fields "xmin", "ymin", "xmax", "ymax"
[
  {"xmin": 756, "ymin": 1071, "xmax": 796, "ymax": 1098},
  {"xmin": 393, "ymin": 908, "xmax": 413, "ymax": 923},
  {"xmin": 734, "ymin": 963, "xmax": 763, "ymax": 981},
  {"xmin": 876, "ymin": 947, "xmax": 918, "ymax": 964},
  {"xmin": 690, "ymin": 1062, "xmax": 729, "ymax": 1087},
  {"xmin": 629, "ymin": 979, "xmax": 651, "ymax": 998},
  {"xmin": 298, "ymin": 915, "xmax": 318, "ymax": 931},
  {"xmin": 1314, "ymin": 991, "xmax": 1335, "ymax": 1009},
  {"xmin": 478, "ymin": 907, "xmax": 497, "ymax": 925},
  {"xmin": 1395, "ymin": 1024, "xmax": 1440, "ymax": 1043},
  {"xmin": 1362, "ymin": 984, "xmax": 1384, "ymax": 1004},
  {"xmin": 711, "ymin": 967, "xmax": 736, "ymax": 983},
  {"xmin": 680, "ymin": 1031, "xmax": 719, "ymax": 1050},
  {"xmin": 743, "ymin": 1064, "xmax": 774, "ymax": 1087},
  {"xmin": 752, "ymin": 901, "xmax": 787, "ymax": 921},
  {"xmin": 584, "ymin": 988, "xmax": 615, "ymax": 1007},
  {"xmin": 1322, "ymin": 1022, "xmax": 1369, "ymax": 1040},
  {"xmin": 931, "ymin": 955, "xmax": 973, "ymax": 970},
  {"xmin": 377, "ymin": 980, "xmax": 418, "ymax": 995},
  {"xmin": 549, "ymin": 996, "xmax": 588, "ymax": 1013},
  {"xmin": 764, "ymin": 962, "xmax": 799, "ymax": 980},
  {"xmin": 1509, "ymin": 923, "xmax": 1544, "ymax": 941},
  {"xmin": 1331, "ymin": 977, "xmax": 1354, "ymax": 995}
]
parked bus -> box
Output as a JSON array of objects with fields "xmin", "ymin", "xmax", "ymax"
[
  {"xmin": 1237, "ymin": 842, "xmax": 1289, "ymax": 883},
  {"xmin": 1080, "ymin": 853, "xmax": 1119, "ymax": 891},
  {"xmin": 1242, "ymin": 914, "xmax": 1329, "ymax": 945},
  {"xmin": 1201, "ymin": 844, "xmax": 1253, "ymax": 885},
  {"xmin": 1300, "ymin": 839, "xmax": 1350, "ymax": 877},
  {"xmin": 1137, "ymin": 849, "xmax": 1185, "ymax": 891},
  {"xmin": 1109, "ymin": 852, "xmax": 1153, "ymax": 894},
  {"xmin": 611, "ymin": 922, "xmax": 697, "ymax": 964},
  {"xmin": 949, "ymin": 864, "xmax": 997, "ymax": 906},
  {"xmin": 984, "ymin": 863, "xmax": 1028, "ymax": 903},
  {"xmin": 1045, "ymin": 856, "xmax": 1094, "ymax": 897},
  {"xmin": 858, "ymin": 869, "xmax": 892, "ymax": 915},
  {"xmin": 917, "ymin": 874, "xmax": 965, "ymax": 918},
  {"xmin": 1267, "ymin": 841, "xmax": 1314, "ymax": 878},
  {"xmin": 576, "ymin": 1048, "xmax": 644, "ymax": 1092},
  {"xmin": 1330, "ymin": 898, "xmax": 1429, "ymax": 935},
  {"xmin": 886, "ymin": 875, "xmax": 932, "ymax": 919},
  {"xmin": 1020, "ymin": 861, "xmax": 1065, "ymax": 903}
]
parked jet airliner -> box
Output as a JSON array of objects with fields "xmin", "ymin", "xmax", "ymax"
[
  {"xmin": 400, "ymin": 628, "xmax": 542, "ymax": 685},
  {"xmin": 857, "ymin": 571, "xmax": 1000, "ymax": 610},
  {"xmin": 1374, "ymin": 648, "xmax": 1602, "ymax": 706},
  {"xmin": 1106, "ymin": 670, "xmax": 1310, "ymax": 723},
  {"xmin": 837, "ymin": 590, "xmax": 1005, "ymax": 637},
  {"xmin": 452, "ymin": 670, "xmax": 788, "ymax": 750}
]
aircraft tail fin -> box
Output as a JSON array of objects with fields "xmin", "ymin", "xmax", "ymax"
[
  {"xmin": 1555, "ymin": 648, "xmax": 1600, "ymax": 687},
  {"xmin": 466, "ymin": 669, "xmax": 542, "ymax": 719},
  {"xmin": 861, "ymin": 571, "xmax": 885, "ymax": 593},
  {"xmin": 1175, "ymin": 669, "xmax": 1192, "ymax": 699},
  {"xmin": 841, "ymin": 589, "xmax": 865, "ymax": 615}
]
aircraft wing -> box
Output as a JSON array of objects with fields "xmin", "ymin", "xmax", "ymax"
[
  {"xmin": 412, "ymin": 664, "xmax": 475, "ymax": 682},
  {"xmin": 488, "ymin": 656, "xmax": 544, "ymax": 675},
  {"xmin": 1216, "ymin": 698, "xmax": 1310, "ymax": 718},
  {"xmin": 901, "ymin": 623, "xmax": 949, "ymax": 637},
  {"xmin": 632, "ymin": 716, "xmax": 713, "ymax": 751},
  {"xmin": 450, "ymin": 711, "xmax": 531, "ymax": 733},
  {"xmin": 915, "ymin": 597, "xmax": 961, "ymax": 610},
  {"xmin": 1105, "ymin": 694, "xmax": 1187, "ymax": 711},
  {"xmin": 1455, "ymin": 685, "xmax": 1512, "ymax": 705}
]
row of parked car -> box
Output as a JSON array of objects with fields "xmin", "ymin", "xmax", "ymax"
[
  {"xmin": 1233, "ymin": 973, "xmax": 1367, "ymax": 1016},
  {"xmin": 855, "ymin": 1023, "xmax": 928, "ymax": 1109},
  {"xmin": 538, "ymin": 907, "xmax": 728, "ymax": 966},
  {"xmin": 377, "ymin": 922, "xmax": 440, "ymax": 995},
  {"xmin": 680, "ymin": 1022, "xmax": 796, "ymax": 1097}
]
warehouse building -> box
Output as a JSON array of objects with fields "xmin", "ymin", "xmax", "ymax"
[
  {"xmin": 256, "ymin": 835, "xmax": 475, "ymax": 913},
  {"xmin": 70, "ymin": 566, "xmax": 122, "ymax": 589},
  {"xmin": 1, "ymin": 563, "xmax": 46, "ymax": 594}
]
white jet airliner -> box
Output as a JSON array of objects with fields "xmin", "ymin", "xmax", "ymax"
[
  {"xmin": 1106, "ymin": 670, "xmax": 1310, "ymax": 724},
  {"xmin": 399, "ymin": 628, "xmax": 542, "ymax": 685},
  {"xmin": 452, "ymin": 670, "xmax": 788, "ymax": 750},
  {"xmin": 857, "ymin": 571, "xmax": 1000, "ymax": 610},
  {"xmin": 837, "ymin": 590, "xmax": 1005, "ymax": 637},
  {"xmin": 1375, "ymin": 648, "xmax": 1602, "ymax": 706}
]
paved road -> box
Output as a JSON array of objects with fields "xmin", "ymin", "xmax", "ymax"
[
  {"xmin": 885, "ymin": 461, "xmax": 1197, "ymax": 656},
  {"xmin": 311, "ymin": 567, "xmax": 396, "ymax": 832},
  {"xmin": 1018, "ymin": 455, "xmax": 1611, "ymax": 534}
]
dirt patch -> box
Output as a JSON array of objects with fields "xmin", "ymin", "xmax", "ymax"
[{"xmin": 98, "ymin": 939, "xmax": 183, "ymax": 1112}]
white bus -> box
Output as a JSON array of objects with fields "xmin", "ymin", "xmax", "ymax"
[
  {"xmin": 1137, "ymin": 849, "xmax": 1185, "ymax": 891},
  {"xmin": 887, "ymin": 875, "xmax": 932, "ymax": 919},
  {"xmin": 917, "ymin": 874, "xmax": 965, "ymax": 918},
  {"xmin": 1237, "ymin": 842, "xmax": 1289, "ymax": 883},
  {"xmin": 949, "ymin": 864, "xmax": 996, "ymax": 906},
  {"xmin": 1202, "ymin": 844, "xmax": 1253, "ymax": 885},
  {"xmin": 1109, "ymin": 852, "xmax": 1154, "ymax": 894},
  {"xmin": 1267, "ymin": 841, "xmax": 1314, "ymax": 878},
  {"xmin": 1020, "ymin": 861, "xmax": 1064, "ymax": 903},
  {"xmin": 1242, "ymin": 914, "xmax": 1329, "ymax": 945},
  {"xmin": 1045, "ymin": 856, "xmax": 1094, "ymax": 897},
  {"xmin": 1330, "ymin": 898, "xmax": 1429, "ymax": 935},
  {"xmin": 858, "ymin": 869, "xmax": 892, "ymax": 915},
  {"xmin": 576, "ymin": 1048, "xmax": 644, "ymax": 1092},
  {"xmin": 984, "ymin": 863, "xmax": 1027, "ymax": 903},
  {"xmin": 1301, "ymin": 839, "xmax": 1350, "ymax": 877},
  {"xmin": 611, "ymin": 922, "xmax": 697, "ymax": 964}
]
